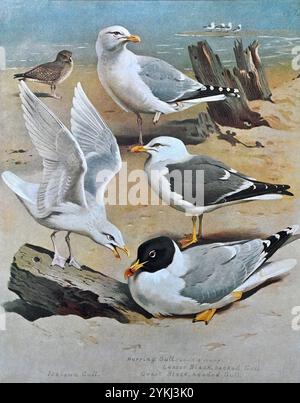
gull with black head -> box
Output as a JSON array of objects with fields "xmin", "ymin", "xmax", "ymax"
[{"xmin": 125, "ymin": 227, "xmax": 299, "ymax": 323}]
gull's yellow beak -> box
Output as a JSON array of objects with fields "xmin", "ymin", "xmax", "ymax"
[
  {"xmin": 112, "ymin": 246, "xmax": 130, "ymax": 259},
  {"xmin": 126, "ymin": 35, "xmax": 141, "ymax": 43},
  {"xmin": 124, "ymin": 259, "xmax": 146, "ymax": 279},
  {"xmin": 130, "ymin": 145, "xmax": 147, "ymax": 153}
]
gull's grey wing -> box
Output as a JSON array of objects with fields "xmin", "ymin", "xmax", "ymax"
[
  {"xmin": 181, "ymin": 240, "xmax": 265, "ymax": 304},
  {"xmin": 137, "ymin": 55, "xmax": 205, "ymax": 103},
  {"xmin": 71, "ymin": 83, "xmax": 122, "ymax": 201},
  {"xmin": 19, "ymin": 81, "xmax": 87, "ymax": 218},
  {"xmin": 166, "ymin": 155, "xmax": 253, "ymax": 206}
]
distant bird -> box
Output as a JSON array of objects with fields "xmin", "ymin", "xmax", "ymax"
[
  {"xmin": 203, "ymin": 22, "xmax": 215, "ymax": 31},
  {"xmin": 13, "ymin": 50, "xmax": 73, "ymax": 99},
  {"xmin": 215, "ymin": 23, "xmax": 226, "ymax": 31},
  {"xmin": 2, "ymin": 82, "xmax": 129, "ymax": 269},
  {"xmin": 224, "ymin": 22, "xmax": 233, "ymax": 31},
  {"xmin": 96, "ymin": 25, "xmax": 240, "ymax": 145},
  {"xmin": 125, "ymin": 227, "xmax": 299, "ymax": 323},
  {"xmin": 233, "ymin": 24, "xmax": 242, "ymax": 33},
  {"xmin": 131, "ymin": 137, "xmax": 294, "ymax": 248}
]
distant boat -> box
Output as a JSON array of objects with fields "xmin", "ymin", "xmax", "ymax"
[
  {"xmin": 232, "ymin": 24, "xmax": 242, "ymax": 32},
  {"xmin": 203, "ymin": 22, "xmax": 215, "ymax": 31}
]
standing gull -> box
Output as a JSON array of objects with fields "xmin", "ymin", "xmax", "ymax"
[
  {"xmin": 125, "ymin": 226, "xmax": 299, "ymax": 323},
  {"xmin": 96, "ymin": 25, "xmax": 240, "ymax": 145},
  {"xmin": 2, "ymin": 81, "xmax": 129, "ymax": 268},
  {"xmin": 131, "ymin": 136, "xmax": 293, "ymax": 247},
  {"xmin": 13, "ymin": 50, "xmax": 73, "ymax": 99}
]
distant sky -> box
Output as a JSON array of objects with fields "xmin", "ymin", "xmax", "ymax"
[
  {"xmin": 0, "ymin": 0, "xmax": 299, "ymax": 68},
  {"xmin": 1, "ymin": 0, "xmax": 299, "ymax": 45}
]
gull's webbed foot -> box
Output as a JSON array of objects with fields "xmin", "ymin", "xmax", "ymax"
[
  {"xmin": 51, "ymin": 254, "xmax": 67, "ymax": 269},
  {"xmin": 193, "ymin": 309, "xmax": 217, "ymax": 325},
  {"xmin": 68, "ymin": 257, "xmax": 82, "ymax": 270}
]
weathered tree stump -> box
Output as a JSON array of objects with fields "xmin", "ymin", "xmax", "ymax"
[
  {"xmin": 7, "ymin": 244, "xmax": 152, "ymax": 324},
  {"xmin": 233, "ymin": 40, "xmax": 272, "ymax": 101},
  {"xmin": 188, "ymin": 41, "xmax": 270, "ymax": 129}
]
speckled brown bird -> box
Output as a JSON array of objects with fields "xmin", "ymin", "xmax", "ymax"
[{"xmin": 13, "ymin": 50, "xmax": 73, "ymax": 99}]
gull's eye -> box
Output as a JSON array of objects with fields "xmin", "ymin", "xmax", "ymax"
[
  {"xmin": 152, "ymin": 143, "xmax": 164, "ymax": 148},
  {"xmin": 113, "ymin": 31, "xmax": 122, "ymax": 36},
  {"xmin": 149, "ymin": 250, "xmax": 156, "ymax": 259},
  {"xmin": 106, "ymin": 234, "xmax": 115, "ymax": 242}
]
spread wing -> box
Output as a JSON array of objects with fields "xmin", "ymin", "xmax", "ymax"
[
  {"xmin": 71, "ymin": 83, "xmax": 122, "ymax": 203},
  {"xmin": 19, "ymin": 81, "xmax": 87, "ymax": 218},
  {"xmin": 137, "ymin": 55, "xmax": 205, "ymax": 103},
  {"xmin": 181, "ymin": 240, "xmax": 265, "ymax": 304}
]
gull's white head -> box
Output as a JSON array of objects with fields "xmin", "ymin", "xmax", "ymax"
[
  {"xmin": 91, "ymin": 220, "xmax": 130, "ymax": 259},
  {"xmin": 96, "ymin": 25, "xmax": 141, "ymax": 54},
  {"xmin": 131, "ymin": 136, "xmax": 190, "ymax": 163}
]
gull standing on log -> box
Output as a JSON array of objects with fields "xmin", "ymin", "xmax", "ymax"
[
  {"xmin": 96, "ymin": 25, "xmax": 240, "ymax": 145},
  {"xmin": 131, "ymin": 137, "xmax": 294, "ymax": 248},
  {"xmin": 2, "ymin": 82, "xmax": 129, "ymax": 268}
]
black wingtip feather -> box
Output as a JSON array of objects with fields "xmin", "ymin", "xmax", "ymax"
[
  {"xmin": 263, "ymin": 227, "xmax": 297, "ymax": 261},
  {"xmin": 174, "ymin": 85, "xmax": 240, "ymax": 102}
]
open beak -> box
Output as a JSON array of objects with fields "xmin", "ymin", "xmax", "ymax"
[
  {"xmin": 130, "ymin": 145, "xmax": 148, "ymax": 153},
  {"xmin": 126, "ymin": 34, "xmax": 141, "ymax": 43},
  {"xmin": 112, "ymin": 245, "xmax": 130, "ymax": 259},
  {"xmin": 124, "ymin": 259, "xmax": 147, "ymax": 279}
]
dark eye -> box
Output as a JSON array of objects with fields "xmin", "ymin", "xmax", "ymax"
[
  {"xmin": 106, "ymin": 234, "xmax": 115, "ymax": 242},
  {"xmin": 149, "ymin": 250, "xmax": 156, "ymax": 258},
  {"xmin": 152, "ymin": 143, "xmax": 163, "ymax": 148},
  {"xmin": 113, "ymin": 31, "xmax": 122, "ymax": 36}
]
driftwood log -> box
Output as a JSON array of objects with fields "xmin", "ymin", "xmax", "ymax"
[
  {"xmin": 7, "ymin": 244, "xmax": 152, "ymax": 324},
  {"xmin": 233, "ymin": 40, "xmax": 272, "ymax": 101},
  {"xmin": 188, "ymin": 41, "xmax": 269, "ymax": 129}
]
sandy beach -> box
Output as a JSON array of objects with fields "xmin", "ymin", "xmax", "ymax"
[{"xmin": 1, "ymin": 60, "xmax": 300, "ymax": 383}]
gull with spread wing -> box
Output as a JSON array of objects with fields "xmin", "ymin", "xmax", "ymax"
[{"xmin": 2, "ymin": 81, "xmax": 129, "ymax": 268}]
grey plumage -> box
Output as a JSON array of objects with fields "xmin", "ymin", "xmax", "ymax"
[
  {"xmin": 166, "ymin": 155, "xmax": 293, "ymax": 207},
  {"xmin": 127, "ymin": 227, "xmax": 299, "ymax": 318}
]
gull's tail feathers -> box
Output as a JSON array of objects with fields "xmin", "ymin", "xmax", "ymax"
[
  {"xmin": 2, "ymin": 171, "xmax": 38, "ymax": 204},
  {"xmin": 237, "ymin": 259, "xmax": 297, "ymax": 294}
]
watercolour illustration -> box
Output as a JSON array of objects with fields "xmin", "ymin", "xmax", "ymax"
[{"xmin": 1, "ymin": 0, "xmax": 300, "ymax": 383}]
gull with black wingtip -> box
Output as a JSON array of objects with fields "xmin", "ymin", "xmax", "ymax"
[
  {"xmin": 96, "ymin": 25, "xmax": 240, "ymax": 145},
  {"xmin": 125, "ymin": 226, "xmax": 299, "ymax": 324},
  {"xmin": 131, "ymin": 136, "xmax": 294, "ymax": 248}
]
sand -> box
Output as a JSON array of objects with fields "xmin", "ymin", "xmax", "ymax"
[{"xmin": 1, "ymin": 63, "xmax": 300, "ymax": 383}]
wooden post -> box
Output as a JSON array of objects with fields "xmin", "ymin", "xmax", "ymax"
[
  {"xmin": 7, "ymin": 244, "xmax": 152, "ymax": 324},
  {"xmin": 233, "ymin": 40, "xmax": 272, "ymax": 101},
  {"xmin": 188, "ymin": 41, "xmax": 270, "ymax": 129}
]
